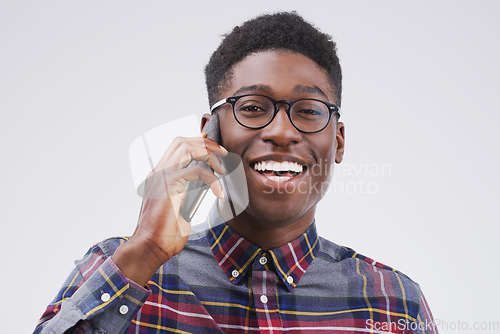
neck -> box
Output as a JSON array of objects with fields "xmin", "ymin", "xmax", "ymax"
[{"xmin": 220, "ymin": 203, "xmax": 316, "ymax": 250}]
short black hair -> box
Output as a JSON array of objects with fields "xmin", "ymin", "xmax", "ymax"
[{"xmin": 204, "ymin": 11, "xmax": 342, "ymax": 107}]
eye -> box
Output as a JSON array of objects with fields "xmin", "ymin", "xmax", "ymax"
[
  {"xmin": 235, "ymin": 97, "xmax": 272, "ymax": 116},
  {"xmin": 240, "ymin": 105, "xmax": 266, "ymax": 112},
  {"xmin": 297, "ymin": 109, "xmax": 321, "ymax": 116},
  {"xmin": 293, "ymin": 108, "xmax": 327, "ymax": 120},
  {"xmin": 291, "ymin": 100, "xmax": 329, "ymax": 121}
]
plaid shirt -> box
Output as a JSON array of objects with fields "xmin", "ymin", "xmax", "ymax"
[{"xmin": 35, "ymin": 206, "xmax": 438, "ymax": 333}]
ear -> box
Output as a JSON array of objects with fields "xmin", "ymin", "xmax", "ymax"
[
  {"xmin": 335, "ymin": 122, "xmax": 345, "ymax": 164},
  {"xmin": 201, "ymin": 113, "xmax": 212, "ymax": 132}
]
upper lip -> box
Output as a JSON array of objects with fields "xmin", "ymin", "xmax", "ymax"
[{"xmin": 249, "ymin": 154, "xmax": 309, "ymax": 167}]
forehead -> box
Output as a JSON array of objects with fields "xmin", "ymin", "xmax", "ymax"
[{"xmin": 224, "ymin": 50, "xmax": 337, "ymax": 104}]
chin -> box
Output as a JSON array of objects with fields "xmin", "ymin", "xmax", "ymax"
[{"xmin": 244, "ymin": 195, "xmax": 315, "ymax": 226}]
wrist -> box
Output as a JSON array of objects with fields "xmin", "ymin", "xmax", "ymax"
[{"xmin": 112, "ymin": 238, "xmax": 170, "ymax": 287}]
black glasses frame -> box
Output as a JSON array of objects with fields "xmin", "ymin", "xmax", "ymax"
[{"xmin": 210, "ymin": 94, "xmax": 341, "ymax": 134}]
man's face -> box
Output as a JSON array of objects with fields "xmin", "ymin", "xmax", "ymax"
[{"xmin": 213, "ymin": 50, "xmax": 344, "ymax": 226}]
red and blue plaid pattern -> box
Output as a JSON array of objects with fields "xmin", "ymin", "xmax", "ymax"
[
  {"xmin": 35, "ymin": 207, "xmax": 437, "ymax": 333},
  {"xmin": 207, "ymin": 216, "xmax": 319, "ymax": 291}
]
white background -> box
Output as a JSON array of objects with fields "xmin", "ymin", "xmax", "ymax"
[{"xmin": 1, "ymin": 1, "xmax": 499, "ymax": 333}]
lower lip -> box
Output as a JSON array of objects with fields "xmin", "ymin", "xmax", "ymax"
[{"xmin": 251, "ymin": 167, "xmax": 307, "ymax": 192}]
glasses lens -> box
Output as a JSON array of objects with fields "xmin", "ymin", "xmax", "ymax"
[
  {"xmin": 290, "ymin": 100, "xmax": 330, "ymax": 132},
  {"xmin": 233, "ymin": 95, "xmax": 274, "ymax": 128}
]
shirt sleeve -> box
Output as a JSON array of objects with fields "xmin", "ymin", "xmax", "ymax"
[
  {"xmin": 33, "ymin": 241, "xmax": 151, "ymax": 334},
  {"xmin": 414, "ymin": 289, "xmax": 439, "ymax": 334}
]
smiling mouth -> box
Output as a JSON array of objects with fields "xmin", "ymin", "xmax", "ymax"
[{"xmin": 253, "ymin": 160, "xmax": 305, "ymax": 182}]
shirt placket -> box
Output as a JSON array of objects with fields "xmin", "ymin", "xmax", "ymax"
[{"xmin": 251, "ymin": 253, "xmax": 283, "ymax": 333}]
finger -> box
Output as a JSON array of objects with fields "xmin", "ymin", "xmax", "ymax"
[
  {"xmin": 144, "ymin": 161, "xmax": 222, "ymax": 200},
  {"xmin": 182, "ymin": 164, "xmax": 217, "ymax": 182},
  {"xmin": 210, "ymin": 178, "xmax": 224, "ymax": 200},
  {"xmin": 158, "ymin": 137, "xmax": 207, "ymax": 171},
  {"xmin": 151, "ymin": 138, "xmax": 205, "ymax": 173},
  {"xmin": 208, "ymin": 153, "xmax": 226, "ymax": 175},
  {"xmin": 142, "ymin": 169, "xmax": 181, "ymax": 200},
  {"xmin": 158, "ymin": 136, "xmax": 227, "ymax": 169},
  {"xmin": 173, "ymin": 139, "xmax": 209, "ymax": 170},
  {"xmin": 162, "ymin": 142, "xmax": 226, "ymax": 174},
  {"xmin": 151, "ymin": 136, "xmax": 200, "ymax": 174},
  {"xmin": 161, "ymin": 136, "xmax": 211, "ymax": 161},
  {"xmin": 182, "ymin": 165, "xmax": 224, "ymax": 200},
  {"xmin": 153, "ymin": 136, "xmax": 228, "ymax": 176},
  {"xmin": 202, "ymin": 138, "xmax": 228, "ymax": 157}
]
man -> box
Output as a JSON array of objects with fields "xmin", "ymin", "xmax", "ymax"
[{"xmin": 35, "ymin": 12, "xmax": 437, "ymax": 333}]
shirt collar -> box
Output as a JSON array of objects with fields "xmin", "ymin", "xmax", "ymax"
[{"xmin": 206, "ymin": 204, "xmax": 320, "ymax": 292}]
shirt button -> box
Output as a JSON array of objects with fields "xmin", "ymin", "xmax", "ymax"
[
  {"xmin": 101, "ymin": 293, "xmax": 110, "ymax": 302},
  {"xmin": 286, "ymin": 276, "xmax": 294, "ymax": 284},
  {"xmin": 232, "ymin": 269, "xmax": 240, "ymax": 278},
  {"xmin": 119, "ymin": 305, "xmax": 129, "ymax": 315},
  {"xmin": 259, "ymin": 256, "xmax": 268, "ymax": 265},
  {"xmin": 260, "ymin": 295, "xmax": 268, "ymax": 304}
]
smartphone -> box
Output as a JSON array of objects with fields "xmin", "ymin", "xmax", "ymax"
[
  {"xmin": 180, "ymin": 113, "xmax": 220, "ymax": 222},
  {"xmin": 131, "ymin": 113, "xmax": 248, "ymax": 225},
  {"xmin": 179, "ymin": 113, "xmax": 249, "ymax": 224}
]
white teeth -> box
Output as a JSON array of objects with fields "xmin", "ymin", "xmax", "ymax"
[
  {"xmin": 267, "ymin": 175, "xmax": 292, "ymax": 182},
  {"xmin": 253, "ymin": 160, "xmax": 304, "ymax": 174}
]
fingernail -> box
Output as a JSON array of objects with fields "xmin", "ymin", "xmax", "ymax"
[
  {"xmin": 220, "ymin": 163, "xmax": 226, "ymax": 174},
  {"xmin": 219, "ymin": 145, "xmax": 228, "ymax": 154}
]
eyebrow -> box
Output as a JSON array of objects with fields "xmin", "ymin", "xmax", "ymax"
[
  {"xmin": 292, "ymin": 85, "xmax": 329, "ymax": 100},
  {"xmin": 233, "ymin": 85, "xmax": 273, "ymax": 96},
  {"xmin": 232, "ymin": 84, "xmax": 330, "ymax": 100}
]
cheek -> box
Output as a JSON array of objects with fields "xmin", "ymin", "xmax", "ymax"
[
  {"xmin": 317, "ymin": 128, "xmax": 337, "ymax": 162},
  {"xmin": 219, "ymin": 111, "xmax": 239, "ymax": 150},
  {"xmin": 310, "ymin": 134, "xmax": 337, "ymax": 182}
]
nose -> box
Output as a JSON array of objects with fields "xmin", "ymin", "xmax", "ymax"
[{"xmin": 260, "ymin": 105, "xmax": 302, "ymax": 146}]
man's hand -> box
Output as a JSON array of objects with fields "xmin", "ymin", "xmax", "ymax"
[{"xmin": 112, "ymin": 134, "xmax": 228, "ymax": 286}]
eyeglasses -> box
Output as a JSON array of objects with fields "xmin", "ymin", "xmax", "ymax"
[{"xmin": 210, "ymin": 94, "xmax": 341, "ymax": 133}]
